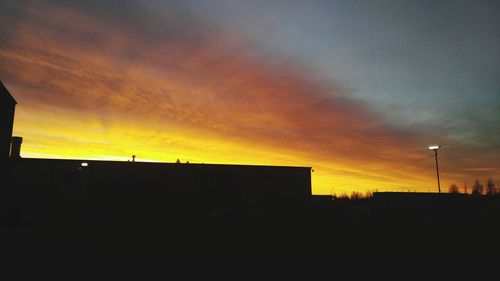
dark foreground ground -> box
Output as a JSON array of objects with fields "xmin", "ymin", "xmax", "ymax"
[{"xmin": 2, "ymin": 196, "xmax": 500, "ymax": 259}]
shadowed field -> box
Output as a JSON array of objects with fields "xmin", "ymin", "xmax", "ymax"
[{"xmin": 3, "ymin": 192, "xmax": 500, "ymax": 258}]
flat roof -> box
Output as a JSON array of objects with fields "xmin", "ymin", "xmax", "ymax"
[{"xmin": 14, "ymin": 157, "xmax": 312, "ymax": 170}]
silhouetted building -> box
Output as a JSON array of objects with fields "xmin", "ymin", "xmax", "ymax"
[
  {"xmin": 10, "ymin": 136, "xmax": 22, "ymax": 159},
  {"xmin": 7, "ymin": 158, "xmax": 312, "ymax": 229},
  {"xmin": 0, "ymin": 81, "xmax": 17, "ymax": 162}
]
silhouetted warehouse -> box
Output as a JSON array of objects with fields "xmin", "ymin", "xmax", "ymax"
[{"xmin": 6, "ymin": 158, "xmax": 312, "ymax": 228}]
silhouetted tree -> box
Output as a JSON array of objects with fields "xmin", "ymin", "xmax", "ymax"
[
  {"xmin": 472, "ymin": 178, "xmax": 483, "ymax": 196},
  {"xmin": 486, "ymin": 178, "xmax": 496, "ymax": 196},
  {"xmin": 176, "ymin": 158, "xmax": 180, "ymax": 164},
  {"xmin": 365, "ymin": 191, "xmax": 374, "ymax": 198},
  {"xmin": 449, "ymin": 184, "xmax": 459, "ymax": 193},
  {"xmin": 350, "ymin": 191, "xmax": 362, "ymax": 199},
  {"xmin": 338, "ymin": 193, "xmax": 349, "ymax": 200}
]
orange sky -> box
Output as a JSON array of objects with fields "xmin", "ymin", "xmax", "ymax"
[{"xmin": 1, "ymin": 1, "xmax": 498, "ymax": 194}]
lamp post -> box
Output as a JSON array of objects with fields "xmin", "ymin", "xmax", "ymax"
[{"xmin": 429, "ymin": 145, "xmax": 441, "ymax": 193}]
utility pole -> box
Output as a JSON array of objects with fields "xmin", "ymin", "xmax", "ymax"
[{"xmin": 429, "ymin": 145, "xmax": 441, "ymax": 193}]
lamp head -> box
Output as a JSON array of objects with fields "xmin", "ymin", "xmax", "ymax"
[{"xmin": 429, "ymin": 145, "xmax": 441, "ymax": 154}]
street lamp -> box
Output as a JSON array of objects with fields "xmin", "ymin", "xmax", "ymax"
[{"xmin": 429, "ymin": 145, "xmax": 441, "ymax": 193}]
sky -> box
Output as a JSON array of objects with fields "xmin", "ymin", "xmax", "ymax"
[{"xmin": 0, "ymin": 0, "xmax": 498, "ymax": 195}]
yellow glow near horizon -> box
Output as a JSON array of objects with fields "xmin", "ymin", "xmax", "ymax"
[{"xmin": 13, "ymin": 105, "xmax": 437, "ymax": 195}]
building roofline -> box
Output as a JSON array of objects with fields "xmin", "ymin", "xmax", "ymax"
[
  {"xmin": 14, "ymin": 157, "xmax": 313, "ymax": 170},
  {"xmin": 0, "ymin": 80, "xmax": 17, "ymax": 105}
]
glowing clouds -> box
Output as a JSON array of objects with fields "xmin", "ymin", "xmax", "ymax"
[{"xmin": 2, "ymin": 1, "xmax": 493, "ymax": 194}]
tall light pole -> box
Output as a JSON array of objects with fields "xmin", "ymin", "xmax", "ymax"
[{"xmin": 429, "ymin": 145, "xmax": 441, "ymax": 193}]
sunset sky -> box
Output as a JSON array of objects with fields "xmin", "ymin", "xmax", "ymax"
[{"xmin": 1, "ymin": 0, "xmax": 498, "ymax": 195}]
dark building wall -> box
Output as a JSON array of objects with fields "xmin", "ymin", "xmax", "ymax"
[
  {"xmin": 0, "ymin": 94, "xmax": 16, "ymax": 162},
  {"xmin": 7, "ymin": 158, "xmax": 312, "ymax": 226},
  {"xmin": 372, "ymin": 192, "xmax": 479, "ymax": 218}
]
